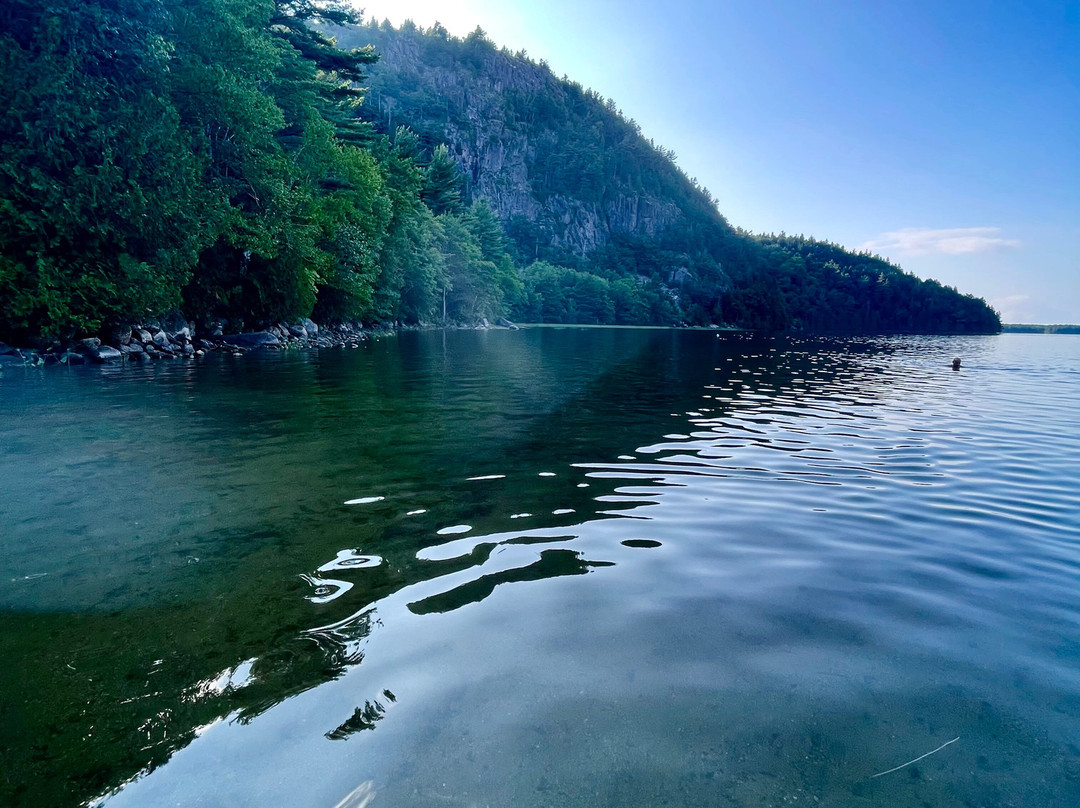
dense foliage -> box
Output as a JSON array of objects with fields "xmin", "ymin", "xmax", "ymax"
[
  {"xmin": 0, "ymin": 0, "xmax": 515, "ymax": 341},
  {"xmin": 0, "ymin": 6, "xmax": 999, "ymax": 342}
]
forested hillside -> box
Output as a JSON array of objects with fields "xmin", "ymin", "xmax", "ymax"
[
  {"xmin": 0, "ymin": 2, "xmax": 1000, "ymax": 345},
  {"xmin": 0, "ymin": 0, "xmax": 523, "ymax": 343},
  {"xmin": 341, "ymin": 21, "xmax": 1000, "ymax": 334}
]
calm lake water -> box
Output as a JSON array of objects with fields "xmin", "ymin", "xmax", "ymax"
[{"xmin": 2, "ymin": 329, "xmax": 1079, "ymax": 808}]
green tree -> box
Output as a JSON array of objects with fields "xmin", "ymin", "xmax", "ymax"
[
  {"xmin": 422, "ymin": 144, "xmax": 463, "ymax": 215},
  {"xmin": 0, "ymin": 0, "xmax": 221, "ymax": 339},
  {"xmin": 439, "ymin": 214, "xmax": 500, "ymax": 321}
]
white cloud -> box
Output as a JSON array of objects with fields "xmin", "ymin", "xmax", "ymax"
[
  {"xmin": 858, "ymin": 227, "xmax": 1021, "ymax": 256},
  {"xmin": 990, "ymin": 294, "xmax": 1031, "ymax": 323}
]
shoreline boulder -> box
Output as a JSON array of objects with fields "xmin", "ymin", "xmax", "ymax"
[
  {"xmin": 219, "ymin": 331, "xmax": 281, "ymax": 349},
  {"xmin": 89, "ymin": 346, "xmax": 123, "ymax": 363}
]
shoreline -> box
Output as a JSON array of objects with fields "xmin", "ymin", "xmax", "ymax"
[
  {"xmin": 0, "ymin": 316, "xmax": 524, "ymax": 371},
  {"xmin": 0, "ymin": 319, "xmax": 1012, "ymax": 373}
]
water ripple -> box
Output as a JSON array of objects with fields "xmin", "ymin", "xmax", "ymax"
[{"xmin": 12, "ymin": 331, "xmax": 1080, "ymax": 808}]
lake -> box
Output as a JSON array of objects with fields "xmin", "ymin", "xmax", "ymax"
[{"xmin": 2, "ymin": 329, "xmax": 1079, "ymax": 807}]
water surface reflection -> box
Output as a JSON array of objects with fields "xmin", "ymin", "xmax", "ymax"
[{"xmin": 2, "ymin": 331, "xmax": 1078, "ymax": 808}]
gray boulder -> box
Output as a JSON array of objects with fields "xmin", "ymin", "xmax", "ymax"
[
  {"xmin": 133, "ymin": 328, "xmax": 153, "ymax": 344},
  {"xmin": 288, "ymin": 323, "xmax": 307, "ymax": 338},
  {"xmin": 220, "ymin": 331, "xmax": 281, "ymax": 349},
  {"xmin": 104, "ymin": 324, "xmax": 132, "ymax": 346},
  {"xmin": 170, "ymin": 326, "xmax": 192, "ymax": 343},
  {"xmin": 302, "ymin": 318, "xmax": 319, "ymax": 337},
  {"xmin": 88, "ymin": 346, "xmax": 123, "ymax": 363}
]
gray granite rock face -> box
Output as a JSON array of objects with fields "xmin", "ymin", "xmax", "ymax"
[{"xmin": 365, "ymin": 34, "xmax": 689, "ymax": 261}]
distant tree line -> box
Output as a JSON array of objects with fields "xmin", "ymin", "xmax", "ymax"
[
  {"xmin": 1002, "ymin": 324, "xmax": 1080, "ymax": 334},
  {"xmin": 0, "ymin": 6, "xmax": 1000, "ymax": 342}
]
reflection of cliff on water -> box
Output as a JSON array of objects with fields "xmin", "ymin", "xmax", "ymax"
[{"xmin": 2, "ymin": 329, "xmax": 906, "ymax": 808}]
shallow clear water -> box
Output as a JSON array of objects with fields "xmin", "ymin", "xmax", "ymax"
[{"xmin": 2, "ymin": 330, "xmax": 1079, "ymax": 807}]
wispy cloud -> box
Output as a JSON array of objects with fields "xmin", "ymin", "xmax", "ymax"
[
  {"xmin": 859, "ymin": 227, "xmax": 1021, "ymax": 255},
  {"xmin": 990, "ymin": 294, "xmax": 1031, "ymax": 323}
]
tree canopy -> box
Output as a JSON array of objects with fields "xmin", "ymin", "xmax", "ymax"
[{"xmin": 0, "ymin": 7, "xmax": 1000, "ymax": 342}]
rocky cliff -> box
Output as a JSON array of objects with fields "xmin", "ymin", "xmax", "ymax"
[{"xmin": 336, "ymin": 23, "xmax": 713, "ymax": 267}]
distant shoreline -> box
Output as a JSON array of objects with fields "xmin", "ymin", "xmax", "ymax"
[{"xmin": 1002, "ymin": 324, "xmax": 1080, "ymax": 334}]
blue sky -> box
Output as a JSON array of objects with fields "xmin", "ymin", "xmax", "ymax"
[{"xmin": 353, "ymin": 1, "xmax": 1080, "ymax": 323}]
